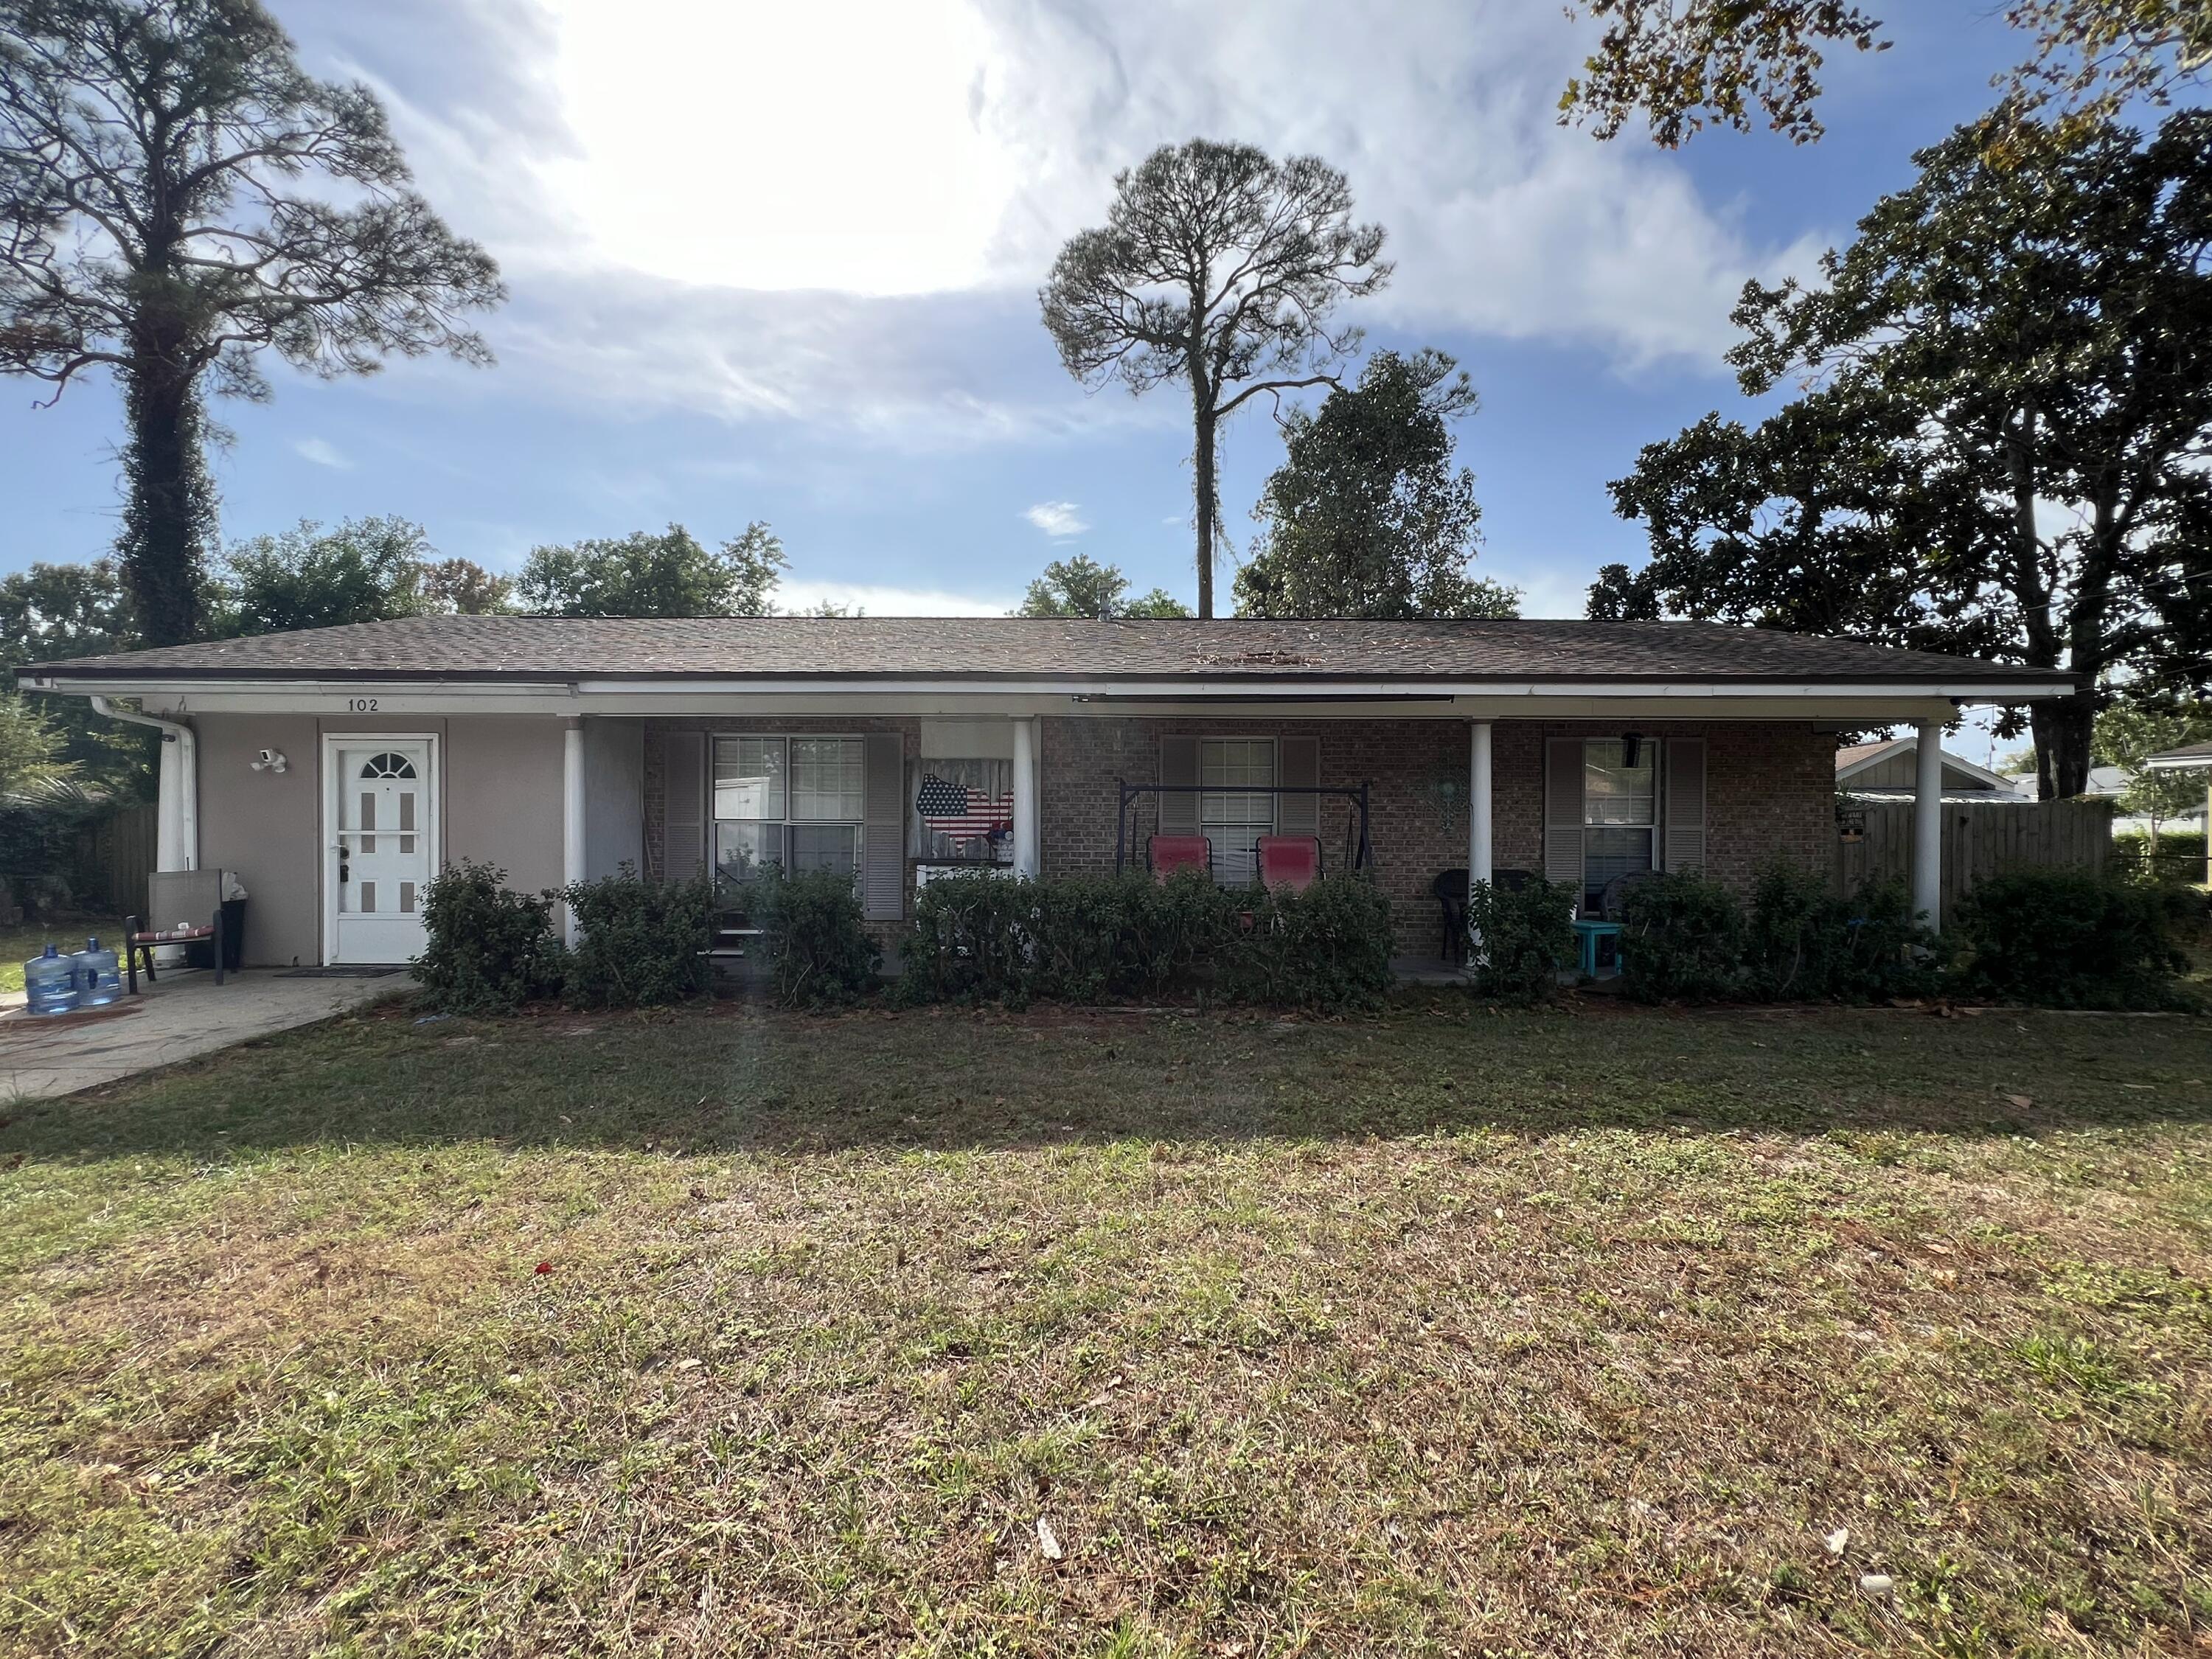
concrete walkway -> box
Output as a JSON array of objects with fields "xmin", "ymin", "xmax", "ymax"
[{"xmin": 0, "ymin": 969, "xmax": 408, "ymax": 1100}]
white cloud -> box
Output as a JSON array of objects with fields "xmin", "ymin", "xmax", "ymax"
[
  {"xmin": 297, "ymin": 0, "xmax": 1828, "ymax": 434},
  {"xmin": 1023, "ymin": 500, "xmax": 1088, "ymax": 538},
  {"xmin": 293, "ymin": 437, "xmax": 352, "ymax": 470},
  {"xmin": 544, "ymin": 0, "xmax": 1017, "ymax": 294},
  {"xmin": 776, "ymin": 579, "xmax": 1016, "ymax": 616}
]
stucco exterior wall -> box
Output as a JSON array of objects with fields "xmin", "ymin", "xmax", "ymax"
[
  {"xmin": 188, "ymin": 712, "xmax": 568, "ymax": 967},
  {"xmin": 445, "ymin": 716, "xmax": 566, "ymax": 894},
  {"xmin": 582, "ymin": 718, "xmax": 644, "ymax": 879},
  {"xmin": 192, "ymin": 713, "xmax": 321, "ymax": 967}
]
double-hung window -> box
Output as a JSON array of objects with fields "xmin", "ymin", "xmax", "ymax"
[
  {"xmin": 1582, "ymin": 738, "xmax": 1656, "ymax": 911},
  {"xmin": 1200, "ymin": 737, "xmax": 1276, "ymax": 884},
  {"xmin": 713, "ymin": 735, "xmax": 865, "ymax": 883}
]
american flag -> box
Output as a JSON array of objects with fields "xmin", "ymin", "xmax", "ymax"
[{"xmin": 916, "ymin": 773, "xmax": 1013, "ymax": 841}]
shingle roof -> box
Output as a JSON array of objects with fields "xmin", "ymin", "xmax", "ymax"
[
  {"xmin": 26, "ymin": 614, "xmax": 2076, "ymax": 686},
  {"xmin": 2147, "ymin": 740, "xmax": 2212, "ymax": 766}
]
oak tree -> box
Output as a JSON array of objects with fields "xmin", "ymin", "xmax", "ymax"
[
  {"xmin": 1236, "ymin": 349, "xmax": 1518, "ymax": 621},
  {"xmin": 1015, "ymin": 554, "xmax": 1190, "ymax": 619},
  {"xmin": 1593, "ymin": 112, "xmax": 2212, "ymax": 799},
  {"xmin": 517, "ymin": 524, "xmax": 787, "ymax": 619},
  {"xmin": 1560, "ymin": 0, "xmax": 2208, "ymax": 147}
]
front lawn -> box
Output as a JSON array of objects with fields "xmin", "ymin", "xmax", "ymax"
[{"xmin": 2, "ymin": 997, "xmax": 2208, "ymax": 1656}]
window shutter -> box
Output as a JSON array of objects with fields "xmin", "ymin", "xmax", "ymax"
[
  {"xmin": 1665, "ymin": 737, "xmax": 1707, "ymax": 874},
  {"xmin": 1544, "ymin": 737, "xmax": 1585, "ymax": 891},
  {"xmin": 1159, "ymin": 735, "xmax": 1200, "ymax": 835},
  {"xmin": 863, "ymin": 731, "xmax": 904, "ymax": 921},
  {"xmin": 664, "ymin": 732, "xmax": 706, "ymax": 881},
  {"xmin": 1278, "ymin": 736, "xmax": 1320, "ymax": 835}
]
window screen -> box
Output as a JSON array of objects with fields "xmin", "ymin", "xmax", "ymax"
[
  {"xmin": 1200, "ymin": 737, "xmax": 1277, "ymax": 884},
  {"xmin": 712, "ymin": 735, "xmax": 865, "ymax": 886},
  {"xmin": 1582, "ymin": 739, "xmax": 1656, "ymax": 909}
]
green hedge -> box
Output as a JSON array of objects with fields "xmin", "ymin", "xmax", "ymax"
[
  {"xmin": 1618, "ymin": 872, "xmax": 1746, "ymax": 1003},
  {"xmin": 729, "ymin": 866, "xmax": 881, "ymax": 1008},
  {"xmin": 2113, "ymin": 830, "xmax": 2206, "ymax": 887},
  {"xmin": 1464, "ymin": 877, "xmax": 1576, "ymax": 1004},
  {"xmin": 1950, "ymin": 869, "xmax": 2191, "ymax": 1009},
  {"xmin": 416, "ymin": 863, "xmax": 718, "ymax": 1014},
  {"xmin": 1596, "ymin": 862, "xmax": 2186, "ymax": 1010},
  {"xmin": 897, "ymin": 870, "xmax": 1394, "ymax": 1011},
  {"xmin": 562, "ymin": 866, "xmax": 714, "ymax": 1009},
  {"xmin": 414, "ymin": 860, "xmax": 564, "ymax": 1014},
  {"xmin": 1745, "ymin": 863, "xmax": 1937, "ymax": 1002},
  {"xmin": 1609, "ymin": 865, "xmax": 1936, "ymax": 1006}
]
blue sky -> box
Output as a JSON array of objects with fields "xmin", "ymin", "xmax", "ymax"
[{"xmin": 0, "ymin": 0, "xmax": 2030, "ymax": 622}]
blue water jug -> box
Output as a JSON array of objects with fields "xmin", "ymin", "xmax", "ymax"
[
  {"xmin": 24, "ymin": 943, "xmax": 79, "ymax": 1016},
  {"xmin": 75, "ymin": 937, "xmax": 122, "ymax": 1006}
]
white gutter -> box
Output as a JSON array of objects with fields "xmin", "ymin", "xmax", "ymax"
[
  {"xmin": 30, "ymin": 673, "xmax": 2078, "ymax": 703},
  {"xmin": 88, "ymin": 695, "xmax": 197, "ymax": 872}
]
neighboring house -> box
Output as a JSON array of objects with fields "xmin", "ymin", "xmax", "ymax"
[
  {"xmin": 2001, "ymin": 759, "xmax": 2211, "ymax": 835},
  {"xmin": 22, "ymin": 617, "xmax": 2073, "ymax": 967},
  {"xmin": 1836, "ymin": 734, "xmax": 2027, "ymax": 804},
  {"xmin": 2146, "ymin": 740, "xmax": 2212, "ymax": 883}
]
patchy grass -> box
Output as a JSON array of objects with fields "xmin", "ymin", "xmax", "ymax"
[{"xmin": 1, "ymin": 995, "xmax": 2209, "ymax": 1657}]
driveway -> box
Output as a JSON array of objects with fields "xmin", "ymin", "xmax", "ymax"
[{"xmin": 0, "ymin": 969, "xmax": 407, "ymax": 1100}]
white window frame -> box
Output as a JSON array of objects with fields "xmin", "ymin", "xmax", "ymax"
[
  {"xmin": 1581, "ymin": 737, "xmax": 1658, "ymax": 908},
  {"xmin": 712, "ymin": 733, "xmax": 866, "ymax": 884},
  {"xmin": 1199, "ymin": 736, "xmax": 1279, "ymax": 882}
]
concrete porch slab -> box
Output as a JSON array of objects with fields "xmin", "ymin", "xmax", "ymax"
[{"xmin": 0, "ymin": 969, "xmax": 408, "ymax": 1100}]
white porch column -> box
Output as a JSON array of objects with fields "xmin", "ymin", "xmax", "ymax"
[
  {"xmin": 1012, "ymin": 717, "xmax": 1040, "ymax": 878},
  {"xmin": 562, "ymin": 718, "xmax": 585, "ymax": 946},
  {"xmin": 1913, "ymin": 719, "xmax": 1943, "ymax": 932},
  {"xmin": 1468, "ymin": 720, "xmax": 1494, "ymax": 886}
]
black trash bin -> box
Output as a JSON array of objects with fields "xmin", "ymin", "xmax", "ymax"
[{"xmin": 184, "ymin": 899, "xmax": 247, "ymax": 972}]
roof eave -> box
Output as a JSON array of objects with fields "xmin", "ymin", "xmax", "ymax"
[{"xmin": 20, "ymin": 666, "xmax": 2081, "ymax": 700}]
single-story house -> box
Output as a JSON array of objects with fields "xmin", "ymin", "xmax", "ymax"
[
  {"xmin": 21, "ymin": 616, "xmax": 2074, "ymax": 967},
  {"xmin": 2003, "ymin": 757, "xmax": 2212, "ymax": 836},
  {"xmin": 2146, "ymin": 740, "xmax": 2212, "ymax": 883},
  {"xmin": 1837, "ymin": 734, "xmax": 2027, "ymax": 804}
]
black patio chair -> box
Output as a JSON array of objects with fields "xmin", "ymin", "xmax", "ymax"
[
  {"xmin": 1433, "ymin": 869, "xmax": 1468, "ymax": 961},
  {"xmin": 1599, "ymin": 869, "xmax": 1660, "ymax": 921},
  {"xmin": 1433, "ymin": 867, "xmax": 1537, "ymax": 961}
]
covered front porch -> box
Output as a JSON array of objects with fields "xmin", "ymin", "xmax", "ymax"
[{"xmin": 640, "ymin": 706, "xmax": 1964, "ymax": 966}]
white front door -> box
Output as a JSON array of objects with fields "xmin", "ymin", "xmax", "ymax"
[{"xmin": 325, "ymin": 737, "xmax": 438, "ymax": 964}]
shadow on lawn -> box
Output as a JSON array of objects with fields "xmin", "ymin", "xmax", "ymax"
[{"xmin": 4, "ymin": 991, "xmax": 2211, "ymax": 1163}]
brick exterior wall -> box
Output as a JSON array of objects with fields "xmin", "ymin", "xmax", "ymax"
[
  {"xmin": 1039, "ymin": 717, "xmax": 1834, "ymax": 949},
  {"xmin": 640, "ymin": 714, "xmax": 1835, "ymax": 951},
  {"xmin": 641, "ymin": 717, "xmax": 919, "ymax": 946}
]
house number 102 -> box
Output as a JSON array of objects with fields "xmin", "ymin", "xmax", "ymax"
[{"xmin": 347, "ymin": 697, "xmax": 379, "ymax": 712}]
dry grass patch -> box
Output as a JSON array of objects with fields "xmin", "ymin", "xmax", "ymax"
[{"xmin": 1, "ymin": 996, "xmax": 2209, "ymax": 1655}]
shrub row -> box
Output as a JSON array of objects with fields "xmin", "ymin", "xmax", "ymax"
[
  {"xmin": 728, "ymin": 866, "xmax": 881, "ymax": 1008},
  {"xmin": 896, "ymin": 870, "xmax": 1395, "ymax": 1012},
  {"xmin": 1596, "ymin": 863, "xmax": 2190, "ymax": 1010},
  {"xmin": 414, "ymin": 860, "xmax": 714, "ymax": 1014},
  {"xmin": 2112, "ymin": 830, "xmax": 2207, "ymax": 888},
  {"xmin": 1950, "ymin": 868, "xmax": 2192, "ymax": 1009},
  {"xmin": 1463, "ymin": 877, "xmax": 1577, "ymax": 1006}
]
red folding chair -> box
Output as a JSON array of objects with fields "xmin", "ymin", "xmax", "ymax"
[
  {"xmin": 1147, "ymin": 835, "xmax": 1212, "ymax": 883},
  {"xmin": 1256, "ymin": 835, "xmax": 1321, "ymax": 893}
]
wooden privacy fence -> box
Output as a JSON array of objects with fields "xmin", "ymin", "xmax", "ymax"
[
  {"xmin": 72, "ymin": 800, "xmax": 158, "ymax": 919},
  {"xmin": 1834, "ymin": 799, "xmax": 2112, "ymax": 924}
]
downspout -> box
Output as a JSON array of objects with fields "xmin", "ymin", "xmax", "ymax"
[{"xmin": 88, "ymin": 696, "xmax": 198, "ymax": 872}]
